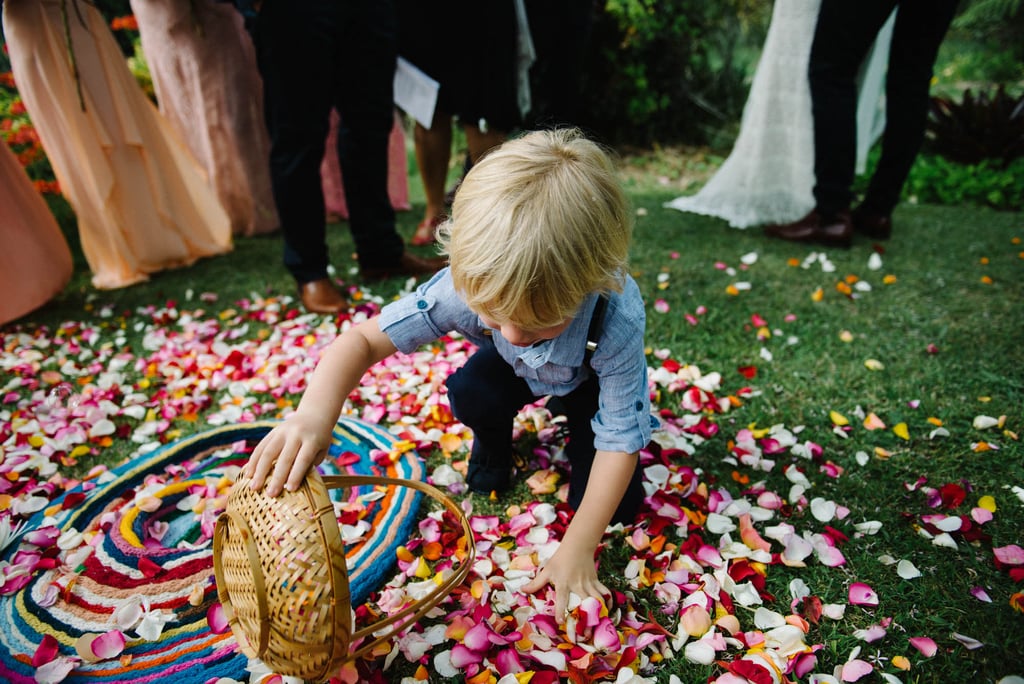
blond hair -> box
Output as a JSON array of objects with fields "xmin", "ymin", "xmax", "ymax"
[{"xmin": 436, "ymin": 128, "xmax": 632, "ymax": 331}]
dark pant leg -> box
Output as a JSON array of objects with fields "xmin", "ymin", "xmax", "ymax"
[
  {"xmin": 559, "ymin": 377, "xmax": 644, "ymax": 525},
  {"xmin": 334, "ymin": 0, "xmax": 404, "ymax": 269},
  {"xmin": 809, "ymin": 0, "xmax": 898, "ymax": 217},
  {"xmin": 255, "ymin": 0, "xmax": 337, "ymax": 284},
  {"xmin": 446, "ymin": 346, "xmax": 536, "ymax": 492},
  {"xmin": 861, "ymin": 0, "xmax": 959, "ymax": 215}
]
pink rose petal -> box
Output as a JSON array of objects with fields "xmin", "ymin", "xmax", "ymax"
[
  {"xmin": 207, "ymin": 603, "xmax": 229, "ymax": 634},
  {"xmin": 909, "ymin": 636, "xmax": 937, "ymax": 657},
  {"xmin": 841, "ymin": 658, "xmax": 874, "ymax": 682},
  {"xmin": 848, "ymin": 582, "xmax": 879, "ymax": 607},
  {"xmin": 90, "ymin": 630, "xmax": 126, "ymax": 660},
  {"xmin": 993, "ymin": 544, "xmax": 1024, "ymax": 565}
]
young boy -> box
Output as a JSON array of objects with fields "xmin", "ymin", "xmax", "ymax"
[{"xmin": 243, "ymin": 128, "xmax": 655, "ymax": 622}]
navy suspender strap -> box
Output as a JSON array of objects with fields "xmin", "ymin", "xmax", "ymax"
[{"xmin": 583, "ymin": 293, "xmax": 609, "ymax": 368}]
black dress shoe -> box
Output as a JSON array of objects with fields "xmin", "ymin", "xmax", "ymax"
[
  {"xmin": 361, "ymin": 252, "xmax": 447, "ymax": 282},
  {"xmin": 852, "ymin": 207, "xmax": 892, "ymax": 240},
  {"xmin": 299, "ymin": 278, "xmax": 348, "ymax": 314},
  {"xmin": 765, "ymin": 209, "xmax": 853, "ymax": 248}
]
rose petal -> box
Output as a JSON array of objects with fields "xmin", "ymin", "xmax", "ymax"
[
  {"xmin": 848, "ymin": 582, "xmax": 879, "ymax": 607},
  {"xmin": 909, "ymin": 636, "xmax": 937, "ymax": 657}
]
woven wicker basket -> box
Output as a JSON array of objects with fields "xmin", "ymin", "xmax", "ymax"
[{"xmin": 213, "ymin": 470, "xmax": 474, "ymax": 681}]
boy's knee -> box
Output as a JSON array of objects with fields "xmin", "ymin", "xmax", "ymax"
[{"xmin": 446, "ymin": 369, "xmax": 496, "ymax": 426}]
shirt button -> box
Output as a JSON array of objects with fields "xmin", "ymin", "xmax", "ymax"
[
  {"xmin": 635, "ymin": 400, "xmax": 643, "ymax": 411},
  {"xmin": 416, "ymin": 299, "xmax": 428, "ymax": 310}
]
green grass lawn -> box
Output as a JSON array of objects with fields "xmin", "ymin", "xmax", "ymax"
[{"xmin": 5, "ymin": 156, "xmax": 1023, "ymax": 682}]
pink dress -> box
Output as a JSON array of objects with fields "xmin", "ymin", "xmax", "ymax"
[
  {"xmin": 0, "ymin": 141, "xmax": 73, "ymax": 325},
  {"xmin": 321, "ymin": 109, "xmax": 411, "ymax": 220},
  {"xmin": 3, "ymin": 0, "xmax": 232, "ymax": 289},
  {"xmin": 131, "ymin": 0, "xmax": 279, "ymax": 236}
]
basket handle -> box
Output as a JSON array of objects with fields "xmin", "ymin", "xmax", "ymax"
[
  {"xmin": 320, "ymin": 474, "xmax": 476, "ymax": 663},
  {"xmin": 212, "ymin": 509, "xmax": 271, "ymax": 657}
]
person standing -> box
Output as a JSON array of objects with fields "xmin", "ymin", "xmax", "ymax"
[
  {"xmin": 254, "ymin": 0, "xmax": 444, "ymax": 314},
  {"xmin": 131, "ymin": 0, "xmax": 280, "ymax": 238},
  {"xmin": 665, "ymin": 0, "xmax": 894, "ymax": 229},
  {"xmin": 765, "ymin": 0, "xmax": 960, "ymax": 246},
  {"xmin": 3, "ymin": 0, "xmax": 232, "ymax": 290},
  {"xmin": 0, "ymin": 140, "xmax": 73, "ymax": 324}
]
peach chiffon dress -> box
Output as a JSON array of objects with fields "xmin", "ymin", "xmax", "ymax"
[
  {"xmin": 131, "ymin": 0, "xmax": 279, "ymax": 236},
  {"xmin": 2, "ymin": 0, "xmax": 232, "ymax": 289},
  {"xmin": 0, "ymin": 141, "xmax": 73, "ymax": 325}
]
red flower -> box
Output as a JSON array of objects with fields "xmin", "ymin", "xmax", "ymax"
[{"xmin": 110, "ymin": 15, "xmax": 139, "ymax": 31}]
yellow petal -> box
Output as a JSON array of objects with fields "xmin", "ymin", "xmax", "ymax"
[
  {"xmin": 978, "ymin": 495, "xmax": 997, "ymax": 512},
  {"xmin": 927, "ymin": 417, "xmax": 943, "ymax": 427},
  {"xmin": 892, "ymin": 655, "xmax": 911, "ymax": 671},
  {"xmin": 874, "ymin": 446, "xmax": 891, "ymax": 459},
  {"xmin": 811, "ymin": 287, "xmax": 824, "ymax": 302},
  {"xmin": 893, "ymin": 422, "xmax": 910, "ymax": 440},
  {"xmin": 864, "ymin": 359, "xmax": 885, "ymax": 371},
  {"xmin": 830, "ymin": 411, "xmax": 849, "ymax": 426},
  {"xmin": 883, "ymin": 274, "xmax": 897, "ymax": 284},
  {"xmin": 839, "ymin": 330, "xmax": 854, "ymax": 343}
]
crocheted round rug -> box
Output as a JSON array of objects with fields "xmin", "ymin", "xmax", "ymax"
[{"xmin": 0, "ymin": 417, "xmax": 425, "ymax": 683}]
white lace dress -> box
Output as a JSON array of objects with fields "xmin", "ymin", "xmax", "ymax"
[{"xmin": 665, "ymin": 0, "xmax": 895, "ymax": 228}]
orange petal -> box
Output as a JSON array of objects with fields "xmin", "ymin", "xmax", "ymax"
[{"xmin": 863, "ymin": 413, "xmax": 886, "ymax": 430}]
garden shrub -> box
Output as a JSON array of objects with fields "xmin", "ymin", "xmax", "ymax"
[{"xmin": 578, "ymin": 0, "xmax": 770, "ymax": 147}]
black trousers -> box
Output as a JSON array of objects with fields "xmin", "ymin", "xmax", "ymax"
[
  {"xmin": 446, "ymin": 345, "xmax": 643, "ymax": 524},
  {"xmin": 255, "ymin": 0, "xmax": 404, "ymax": 284},
  {"xmin": 810, "ymin": 0, "xmax": 959, "ymax": 217}
]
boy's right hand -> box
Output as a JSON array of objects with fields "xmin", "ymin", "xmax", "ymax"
[{"xmin": 242, "ymin": 413, "xmax": 334, "ymax": 497}]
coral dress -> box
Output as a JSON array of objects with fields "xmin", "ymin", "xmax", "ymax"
[
  {"xmin": 3, "ymin": 0, "xmax": 232, "ymax": 289},
  {"xmin": 131, "ymin": 0, "xmax": 279, "ymax": 236},
  {"xmin": 0, "ymin": 141, "xmax": 72, "ymax": 325}
]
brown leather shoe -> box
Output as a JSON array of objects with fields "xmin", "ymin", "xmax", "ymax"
[
  {"xmin": 765, "ymin": 210, "xmax": 853, "ymax": 248},
  {"xmin": 361, "ymin": 252, "xmax": 447, "ymax": 282},
  {"xmin": 852, "ymin": 207, "xmax": 892, "ymax": 240},
  {"xmin": 299, "ymin": 278, "xmax": 348, "ymax": 314}
]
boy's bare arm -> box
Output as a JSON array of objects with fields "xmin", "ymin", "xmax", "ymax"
[
  {"xmin": 522, "ymin": 449, "xmax": 637, "ymax": 622},
  {"xmin": 243, "ymin": 315, "xmax": 397, "ymax": 496}
]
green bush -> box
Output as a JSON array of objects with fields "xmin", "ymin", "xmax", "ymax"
[
  {"xmin": 854, "ymin": 148, "xmax": 1024, "ymax": 211},
  {"xmin": 579, "ymin": 0, "xmax": 770, "ymax": 147}
]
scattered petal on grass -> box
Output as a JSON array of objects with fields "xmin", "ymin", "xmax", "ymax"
[
  {"xmin": 909, "ymin": 636, "xmax": 938, "ymax": 657},
  {"xmin": 896, "ymin": 559, "xmax": 921, "ymax": 579},
  {"xmin": 891, "ymin": 655, "xmax": 911, "ymax": 671},
  {"xmin": 970, "ymin": 586, "xmax": 992, "ymax": 603},
  {"xmin": 952, "ymin": 633, "xmax": 984, "ymax": 650},
  {"xmin": 994, "ymin": 545, "xmax": 1024, "ymax": 565},
  {"xmin": 830, "ymin": 411, "xmax": 849, "ymax": 426},
  {"xmin": 841, "ymin": 658, "xmax": 874, "ymax": 682},
  {"xmin": 893, "ymin": 422, "xmax": 909, "ymax": 440},
  {"xmin": 973, "ymin": 415, "xmax": 1000, "ymax": 430},
  {"xmin": 863, "ymin": 413, "xmax": 886, "ymax": 431},
  {"xmin": 849, "ymin": 583, "xmax": 879, "ymax": 607}
]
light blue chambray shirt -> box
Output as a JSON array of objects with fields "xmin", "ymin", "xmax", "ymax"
[{"xmin": 378, "ymin": 267, "xmax": 657, "ymax": 454}]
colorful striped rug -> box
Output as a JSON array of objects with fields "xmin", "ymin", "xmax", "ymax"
[{"xmin": 0, "ymin": 418, "xmax": 425, "ymax": 683}]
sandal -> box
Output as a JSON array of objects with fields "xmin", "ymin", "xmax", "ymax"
[{"xmin": 411, "ymin": 214, "xmax": 446, "ymax": 246}]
